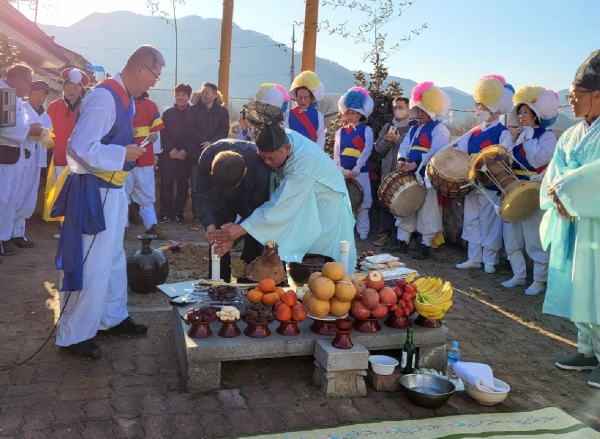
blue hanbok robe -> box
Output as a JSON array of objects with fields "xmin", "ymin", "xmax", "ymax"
[
  {"xmin": 540, "ymin": 119, "xmax": 600, "ymax": 324},
  {"xmin": 241, "ymin": 129, "xmax": 357, "ymax": 271}
]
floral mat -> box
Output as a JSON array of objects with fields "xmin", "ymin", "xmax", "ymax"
[{"xmin": 237, "ymin": 407, "xmax": 600, "ymax": 439}]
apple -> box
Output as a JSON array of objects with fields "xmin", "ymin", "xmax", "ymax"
[
  {"xmin": 365, "ymin": 270, "xmax": 385, "ymax": 291},
  {"xmin": 378, "ymin": 287, "xmax": 396, "ymax": 305},
  {"xmin": 351, "ymin": 300, "xmax": 371, "ymax": 319},
  {"xmin": 352, "ymin": 280, "xmax": 367, "ymax": 295}
]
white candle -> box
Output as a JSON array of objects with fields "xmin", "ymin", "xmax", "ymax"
[
  {"xmin": 211, "ymin": 245, "xmax": 221, "ymax": 281},
  {"xmin": 340, "ymin": 241, "xmax": 350, "ymax": 274}
]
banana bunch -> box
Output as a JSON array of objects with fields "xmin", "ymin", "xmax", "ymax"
[{"xmin": 413, "ymin": 277, "xmax": 454, "ymax": 320}]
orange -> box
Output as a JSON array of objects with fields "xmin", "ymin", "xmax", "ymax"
[
  {"xmin": 258, "ymin": 278, "xmax": 277, "ymax": 293},
  {"xmin": 275, "ymin": 286, "xmax": 286, "ymax": 300},
  {"xmin": 262, "ymin": 292, "xmax": 280, "ymax": 306},
  {"xmin": 247, "ymin": 288, "xmax": 264, "ymax": 303}
]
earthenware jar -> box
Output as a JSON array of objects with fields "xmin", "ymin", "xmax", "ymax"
[{"xmin": 127, "ymin": 234, "xmax": 169, "ymax": 294}]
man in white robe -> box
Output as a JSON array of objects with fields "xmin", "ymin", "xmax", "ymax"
[
  {"xmin": 213, "ymin": 101, "xmax": 357, "ymax": 271},
  {"xmin": 12, "ymin": 81, "xmax": 52, "ymax": 248},
  {"xmin": 52, "ymin": 45, "xmax": 164, "ymax": 359},
  {"xmin": 0, "ymin": 64, "xmax": 43, "ymax": 256},
  {"xmin": 541, "ymin": 49, "xmax": 600, "ymax": 388}
]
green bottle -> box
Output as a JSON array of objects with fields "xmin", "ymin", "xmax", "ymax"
[{"xmin": 401, "ymin": 328, "xmax": 416, "ymax": 374}]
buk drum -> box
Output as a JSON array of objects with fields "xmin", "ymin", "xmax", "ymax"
[
  {"xmin": 345, "ymin": 178, "xmax": 364, "ymax": 211},
  {"xmin": 378, "ymin": 170, "xmax": 426, "ymax": 217},
  {"xmin": 426, "ymin": 148, "xmax": 472, "ymax": 198},
  {"xmin": 468, "ymin": 144, "xmax": 541, "ymax": 223}
]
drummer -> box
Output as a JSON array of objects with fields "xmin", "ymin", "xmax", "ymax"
[
  {"xmin": 454, "ymin": 75, "xmax": 514, "ymax": 274},
  {"xmin": 395, "ymin": 82, "xmax": 451, "ymax": 260},
  {"xmin": 333, "ymin": 87, "xmax": 374, "ymax": 240},
  {"xmin": 502, "ymin": 86, "xmax": 559, "ymax": 295}
]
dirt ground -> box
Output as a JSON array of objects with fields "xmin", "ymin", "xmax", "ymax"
[{"xmin": 0, "ymin": 210, "xmax": 599, "ymax": 438}]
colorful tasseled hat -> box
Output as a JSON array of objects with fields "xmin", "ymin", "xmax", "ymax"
[
  {"xmin": 508, "ymin": 86, "xmax": 560, "ymax": 129},
  {"xmin": 60, "ymin": 68, "xmax": 90, "ymax": 87},
  {"xmin": 337, "ymin": 86, "xmax": 374, "ymax": 118},
  {"xmin": 254, "ymin": 83, "xmax": 291, "ymax": 113},
  {"xmin": 409, "ymin": 81, "xmax": 451, "ymax": 120},
  {"xmin": 289, "ymin": 70, "xmax": 325, "ymax": 103},
  {"xmin": 473, "ymin": 74, "xmax": 514, "ymax": 115}
]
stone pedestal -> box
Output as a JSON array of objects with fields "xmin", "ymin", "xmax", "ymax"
[
  {"xmin": 368, "ymin": 369, "xmax": 403, "ymax": 392},
  {"xmin": 313, "ymin": 340, "xmax": 368, "ymax": 397}
]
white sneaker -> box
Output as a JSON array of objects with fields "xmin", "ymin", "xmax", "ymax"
[
  {"xmin": 456, "ymin": 260, "xmax": 482, "ymax": 269},
  {"xmin": 501, "ymin": 277, "xmax": 527, "ymax": 288},
  {"xmin": 53, "ymin": 233, "xmax": 60, "ymax": 239},
  {"xmin": 525, "ymin": 281, "xmax": 546, "ymax": 295},
  {"xmin": 484, "ymin": 264, "xmax": 496, "ymax": 274},
  {"xmin": 359, "ymin": 234, "xmax": 368, "ymax": 240}
]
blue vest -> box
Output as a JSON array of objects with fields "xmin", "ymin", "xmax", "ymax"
[
  {"xmin": 95, "ymin": 82, "xmax": 136, "ymax": 172},
  {"xmin": 467, "ymin": 123, "xmax": 508, "ymax": 156},
  {"xmin": 288, "ymin": 107, "xmax": 319, "ymax": 142},
  {"xmin": 339, "ymin": 124, "xmax": 368, "ymax": 172},
  {"xmin": 512, "ymin": 127, "xmax": 548, "ymax": 180},
  {"xmin": 407, "ymin": 120, "xmax": 440, "ymax": 176}
]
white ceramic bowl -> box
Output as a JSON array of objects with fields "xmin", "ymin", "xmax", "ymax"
[
  {"xmin": 464, "ymin": 378, "xmax": 510, "ymax": 405},
  {"xmin": 368, "ymin": 355, "xmax": 399, "ymax": 376}
]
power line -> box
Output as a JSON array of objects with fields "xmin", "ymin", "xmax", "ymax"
[{"xmin": 63, "ymin": 43, "xmax": 288, "ymax": 51}]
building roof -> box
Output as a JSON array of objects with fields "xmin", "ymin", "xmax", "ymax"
[{"xmin": 0, "ymin": 0, "xmax": 68, "ymax": 68}]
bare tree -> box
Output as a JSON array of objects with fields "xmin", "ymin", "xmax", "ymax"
[
  {"xmin": 0, "ymin": 37, "xmax": 20, "ymax": 77},
  {"xmin": 146, "ymin": 0, "xmax": 185, "ymax": 85}
]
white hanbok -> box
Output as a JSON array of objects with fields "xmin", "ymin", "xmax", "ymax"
[{"xmin": 57, "ymin": 72, "xmax": 131, "ymax": 347}]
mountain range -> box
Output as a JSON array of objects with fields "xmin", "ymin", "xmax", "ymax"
[{"xmin": 40, "ymin": 11, "xmax": 576, "ymax": 130}]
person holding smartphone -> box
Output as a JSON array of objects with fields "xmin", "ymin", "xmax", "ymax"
[{"xmin": 373, "ymin": 96, "xmax": 416, "ymax": 247}]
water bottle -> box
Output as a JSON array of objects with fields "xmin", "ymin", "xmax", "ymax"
[{"xmin": 446, "ymin": 340, "xmax": 461, "ymax": 380}]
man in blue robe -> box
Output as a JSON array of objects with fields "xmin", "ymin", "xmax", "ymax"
[
  {"xmin": 541, "ymin": 49, "xmax": 600, "ymax": 388},
  {"xmin": 213, "ymin": 101, "xmax": 357, "ymax": 272}
]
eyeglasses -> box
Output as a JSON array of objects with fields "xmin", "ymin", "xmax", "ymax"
[
  {"xmin": 296, "ymin": 95, "xmax": 311, "ymax": 101},
  {"xmin": 144, "ymin": 65, "xmax": 160, "ymax": 83},
  {"xmin": 566, "ymin": 90, "xmax": 593, "ymax": 101}
]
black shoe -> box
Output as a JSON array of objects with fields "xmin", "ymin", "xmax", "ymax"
[
  {"xmin": 60, "ymin": 339, "xmax": 101, "ymax": 360},
  {"xmin": 0, "ymin": 240, "xmax": 19, "ymax": 256},
  {"xmin": 11, "ymin": 237, "xmax": 34, "ymax": 248},
  {"xmin": 158, "ymin": 214, "xmax": 171, "ymax": 224},
  {"xmin": 411, "ymin": 244, "xmax": 430, "ymax": 260},
  {"xmin": 95, "ymin": 317, "xmax": 148, "ymax": 340},
  {"xmin": 174, "ymin": 213, "xmax": 186, "ymax": 224},
  {"xmin": 128, "ymin": 202, "xmax": 142, "ymax": 225},
  {"xmin": 384, "ymin": 240, "xmax": 408, "ymax": 254}
]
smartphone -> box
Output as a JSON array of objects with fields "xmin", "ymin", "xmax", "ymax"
[{"xmin": 388, "ymin": 125, "xmax": 397, "ymax": 135}]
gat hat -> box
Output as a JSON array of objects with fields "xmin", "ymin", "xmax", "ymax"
[
  {"xmin": 338, "ymin": 86, "xmax": 374, "ymax": 118},
  {"xmin": 30, "ymin": 80, "xmax": 50, "ymax": 94},
  {"xmin": 255, "ymin": 83, "xmax": 291, "ymax": 113},
  {"xmin": 473, "ymin": 74, "xmax": 514, "ymax": 115},
  {"xmin": 242, "ymin": 101, "xmax": 288, "ymax": 152},
  {"xmin": 289, "ymin": 70, "xmax": 325, "ymax": 104},
  {"xmin": 60, "ymin": 68, "xmax": 90, "ymax": 87},
  {"xmin": 573, "ymin": 49, "xmax": 600, "ymax": 91},
  {"xmin": 508, "ymin": 86, "xmax": 560, "ymax": 129},
  {"xmin": 409, "ymin": 81, "xmax": 451, "ymax": 120}
]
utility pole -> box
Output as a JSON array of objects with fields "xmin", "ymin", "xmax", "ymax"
[
  {"xmin": 301, "ymin": 0, "xmax": 318, "ymax": 72},
  {"xmin": 218, "ymin": 0, "xmax": 234, "ymax": 106},
  {"xmin": 289, "ymin": 25, "xmax": 296, "ymax": 87},
  {"xmin": 34, "ymin": 0, "xmax": 39, "ymax": 24},
  {"xmin": 173, "ymin": 0, "xmax": 178, "ymax": 85}
]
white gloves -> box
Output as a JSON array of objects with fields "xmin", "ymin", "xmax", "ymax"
[
  {"xmin": 494, "ymin": 205, "xmax": 501, "ymax": 216},
  {"xmin": 32, "ymin": 128, "xmax": 54, "ymax": 149},
  {"xmin": 516, "ymin": 126, "xmax": 534, "ymax": 144},
  {"xmin": 424, "ymin": 174, "xmax": 432, "ymax": 189},
  {"xmin": 529, "ymin": 173, "xmax": 544, "ymax": 182}
]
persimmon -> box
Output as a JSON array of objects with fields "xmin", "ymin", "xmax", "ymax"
[
  {"xmin": 262, "ymin": 292, "xmax": 280, "ymax": 306},
  {"xmin": 247, "ymin": 288, "xmax": 264, "ymax": 303},
  {"xmin": 258, "ymin": 278, "xmax": 276, "ymax": 293}
]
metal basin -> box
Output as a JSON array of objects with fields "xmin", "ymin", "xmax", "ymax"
[{"xmin": 399, "ymin": 374, "xmax": 455, "ymax": 408}]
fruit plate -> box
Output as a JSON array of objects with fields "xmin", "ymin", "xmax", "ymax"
[{"xmin": 306, "ymin": 310, "xmax": 348, "ymax": 321}]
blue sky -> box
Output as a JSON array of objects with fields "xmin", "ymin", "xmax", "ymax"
[{"xmin": 15, "ymin": 0, "xmax": 600, "ymax": 94}]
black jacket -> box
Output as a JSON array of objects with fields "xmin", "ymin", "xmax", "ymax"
[
  {"xmin": 160, "ymin": 104, "xmax": 193, "ymax": 155},
  {"xmin": 193, "ymin": 139, "xmax": 271, "ymax": 228},
  {"xmin": 186, "ymin": 103, "xmax": 230, "ymax": 163}
]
